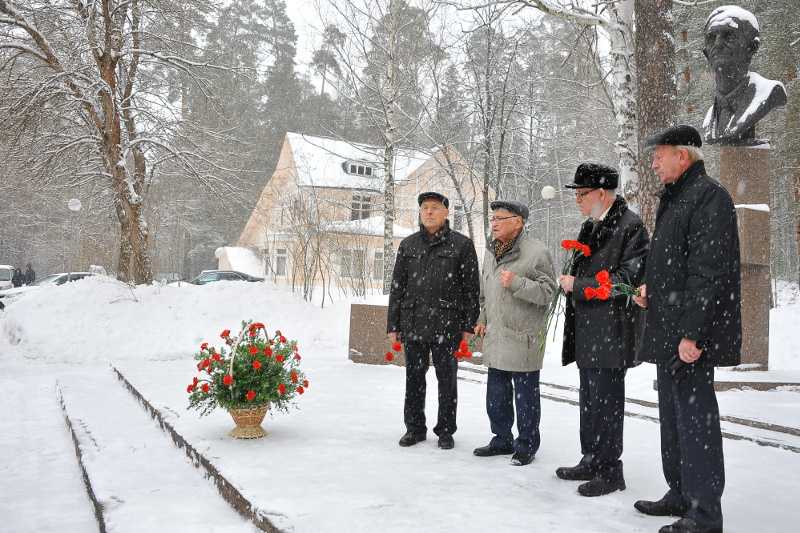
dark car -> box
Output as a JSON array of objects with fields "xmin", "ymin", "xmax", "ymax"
[
  {"xmin": 189, "ymin": 270, "xmax": 264, "ymax": 285},
  {"xmin": 0, "ymin": 271, "xmax": 93, "ymax": 302}
]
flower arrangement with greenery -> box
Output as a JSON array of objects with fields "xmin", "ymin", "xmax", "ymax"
[{"xmin": 186, "ymin": 321, "xmax": 309, "ymax": 416}]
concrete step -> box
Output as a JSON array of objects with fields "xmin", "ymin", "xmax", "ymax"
[{"xmin": 57, "ymin": 367, "xmax": 257, "ymax": 533}]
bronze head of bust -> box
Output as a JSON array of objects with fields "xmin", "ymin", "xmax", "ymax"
[{"xmin": 702, "ymin": 6, "xmax": 787, "ymax": 145}]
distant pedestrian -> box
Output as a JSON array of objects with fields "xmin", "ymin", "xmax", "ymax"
[
  {"xmin": 11, "ymin": 268, "xmax": 23, "ymax": 288},
  {"xmin": 24, "ymin": 263, "xmax": 35, "ymax": 285},
  {"xmin": 387, "ymin": 191, "xmax": 481, "ymax": 450}
]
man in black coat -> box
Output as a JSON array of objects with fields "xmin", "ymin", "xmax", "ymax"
[
  {"xmin": 387, "ymin": 192, "xmax": 480, "ymax": 450},
  {"xmin": 556, "ymin": 163, "xmax": 649, "ymax": 497},
  {"xmin": 11, "ymin": 268, "xmax": 23, "ymax": 288},
  {"xmin": 633, "ymin": 125, "xmax": 741, "ymax": 533}
]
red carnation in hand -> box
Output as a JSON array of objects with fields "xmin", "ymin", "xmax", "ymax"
[
  {"xmin": 561, "ymin": 239, "xmax": 577, "ymax": 250},
  {"xmin": 252, "ymin": 360, "xmax": 262, "ymax": 370},
  {"xmin": 595, "ymin": 270, "xmax": 611, "ymax": 286},
  {"xmin": 290, "ymin": 371, "xmax": 298, "ymax": 383},
  {"xmin": 303, "ymin": 379, "xmax": 309, "ymax": 388},
  {"xmin": 595, "ymin": 285, "xmax": 612, "ymax": 300},
  {"xmin": 297, "ymin": 386, "xmax": 305, "ymax": 395},
  {"xmin": 186, "ymin": 384, "xmax": 195, "ymax": 393},
  {"xmin": 223, "ymin": 374, "xmax": 233, "ymax": 386},
  {"xmin": 201, "ymin": 383, "xmax": 210, "ymax": 393},
  {"xmin": 212, "ymin": 353, "xmax": 222, "ymax": 362},
  {"xmin": 279, "ymin": 335, "xmax": 287, "ymax": 344},
  {"xmin": 584, "ymin": 286, "xmax": 598, "ymax": 300},
  {"xmin": 385, "ymin": 351, "xmax": 394, "ymax": 362},
  {"xmin": 246, "ymin": 390, "xmax": 257, "ymax": 402},
  {"xmin": 263, "ymin": 347, "xmax": 273, "ymax": 357},
  {"xmin": 248, "ymin": 345, "xmax": 259, "ymax": 355},
  {"xmin": 220, "ymin": 329, "xmax": 231, "ymax": 339},
  {"xmin": 200, "ymin": 342, "xmax": 208, "ymax": 351},
  {"xmin": 294, "ymin": 353, "xmax": 302, "ymax": 361},
  {"xmin": 278, "ymin": 383, "xmax": 286, "ymax": 395},
  {"xmin": 581, "ymin": 244, "xmax": 592, "ymax": 257},
  {"xmin": 276, "ymin": 355, "xmax": 285, "ymax": 363},
  {"xmin": 391, "ymin": 341, "xmax": 402, "ymax": 352}
]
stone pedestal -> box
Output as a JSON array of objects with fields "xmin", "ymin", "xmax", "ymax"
[
  {"xmin": 347, "ymin": 303, "xmax": 483, "ymax": 366},
  {"xmin": 719, "ymin": 145, "xmax": 771, "ymax": 370}
]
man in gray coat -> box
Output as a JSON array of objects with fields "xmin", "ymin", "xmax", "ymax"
[{"xmin": 473, "ymin": 200, "xmax": 556, "ymax": 466}]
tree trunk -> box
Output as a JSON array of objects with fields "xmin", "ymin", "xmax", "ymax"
[{"xmin": 633, "ymin": 0, "xmax": 676, "ymax": 232}]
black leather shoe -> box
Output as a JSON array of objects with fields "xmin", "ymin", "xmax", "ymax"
[
  {"xmin": 659, "ymin": 518, "xmax": 722, "ymax": 533},
  {"xmin": 438, "ymin": 434, "xmax": 454, "ymax": 449},
  {"xmin": 510, "ymin": 451, "xmax": 534, "ymax": 466},
  {"xmin": 398, "ymin": 431, "xmax": 426, "ymax": 447},
  {"xmin": 555, "ymin": 462, "xmax": 594, "ymax": 481},
  {"xmin": 577, "ymin": 476, "xmax": 626, "ymax": 497},
  {"xmin": 473, "ymin": 444, "xmax": 514, "ymax": 457},
  {"xmin": 634, "ymin": 494, "xmax": 688, "ymax": 517}
]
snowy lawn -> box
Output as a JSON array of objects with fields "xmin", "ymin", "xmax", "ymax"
[{"xmin": 1, "ymin": 277, "xmax": 799, "ymax": 531}]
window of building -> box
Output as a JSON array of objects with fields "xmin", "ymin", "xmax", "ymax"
[
  {"xmin": 342, "ymin": 161, "xmax": 376, "ymax": 177},
  {"xmin": 351, "ymin": 193, "xmax": 373, "ymax": 220},
  {"xmin": 275, "ymin": 248, "xmax": 287, "ymax": 276},
  {"xmin": 373, "ymin": 250, "xmax": 384, "ymax": 281},
  {"xmin": 339, "ymin": 249, "xmax": 366, "ymax": 279}
]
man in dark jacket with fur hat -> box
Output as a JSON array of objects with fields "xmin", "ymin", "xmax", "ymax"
[
  {"xmin": 387, "ymin": 192, "xmax": 480, "ymax": 450},
  {"xmin": 556, "ymin": 163, "xmax": 649, "ymax": 497},
  {"xmin": 633, "ymin": 125, "xmax": 741, "ymax": 533}
]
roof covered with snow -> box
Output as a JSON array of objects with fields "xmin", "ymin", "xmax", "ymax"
[
  {"xmin": 321, "ymin": 216, "xmax": 416, "ymax": 238},
  {"xmin": 286, "ymin": 133, "xmax": 432, "ymax": 191}
]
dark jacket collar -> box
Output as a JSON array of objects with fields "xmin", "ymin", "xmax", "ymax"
[
  {"xmin": 658, "ymin": 160, "xmax": 706, "ymax": 199},
  {"xmin": 577, "ymin": 195, "xmax": 627, "ymax": 247},
  {"xmin": 419, "ymin": 219, "xmax": 451, "ymax": 246}
]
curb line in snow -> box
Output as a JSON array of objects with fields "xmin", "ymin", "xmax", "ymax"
[
  {"xmin": 458, "ymin": 365, "xmax": 800, "ymax": 454},
  {"xmin": 56, "ymin": 383, "xmax": 108, "ymax": 533},
  {"xmin": 109, "ymin": 366, "xmax": 282, "ymax": 533}
]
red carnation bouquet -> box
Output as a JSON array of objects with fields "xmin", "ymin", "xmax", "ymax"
[
  {"xmin": 584, "ymin": 269, "xmax": 640, "ymax": 302},
  {"xmin": 537, "ymin": 240, "xmax": 593, "ymax": 353},
  {"xmin": 187, "ymin": 321, "xmax": 308, "ymax": 416}
]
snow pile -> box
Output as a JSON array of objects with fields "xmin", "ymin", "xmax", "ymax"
[
  {"xmin": 217, "ymin": 246, "xmax": 264, "ymax": 276},
  {"xmin": 0, "ymin": 275, "xmax": 348, "ymax": 364},
  {"xmin": 705, "ymin": 5, "xmax": 760, "ymax": 32},
  {"xmin": 771, "ymin": 281, "xmax": 800, "ymax": 369}
]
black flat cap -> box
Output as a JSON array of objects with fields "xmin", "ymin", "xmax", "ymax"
[
  {"xmin": 565, "ymin": 163, "xmax": 619, "ymax": 189},
  {"xmin": 490, "ymin": 200, "xmax": 529, "ymax": 220},
  {"xmin": 417, "ymin": 191, "xmax": 449, "ymax": 208},
  {"xmin": 644, "ymin": 124, "xmax": 702, "ymax": 150}
]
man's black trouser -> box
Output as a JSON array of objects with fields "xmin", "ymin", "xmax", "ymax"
[
  {"xmin": 656, "ymin": 362, "xmax": 725, "ymax": 529},
  {"xmin": 403, "ymin": 338, "xmax": 459, "ymax": 437},
  {"xmin": 578, "ymin": 367, "xmax": 626, "ymax": 480}
]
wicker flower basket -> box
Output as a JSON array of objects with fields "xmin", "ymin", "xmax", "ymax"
[{"xmin": 227, "ymin": 404, "xmax": 269, "ymax": 439}]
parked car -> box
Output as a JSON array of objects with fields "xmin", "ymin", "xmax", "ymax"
[
  {"xmin": 0, "ymin": 271, "xmax": 93, "ymax": 301},
  {"xmin": 0, "ymin": 264, "xmax": 13, "ymax": 290},
  {"xmin": 188, "ymin": 270, "xmax": 265, "ymax": 285}
]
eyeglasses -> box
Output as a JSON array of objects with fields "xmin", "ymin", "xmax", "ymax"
[
  {"xmin": 574, "ymin": 189, "xmax": 598, "ymax": 201},
  {"xmin": 489, "ymin": 215, "xmax": 519, "ymax": 222}
]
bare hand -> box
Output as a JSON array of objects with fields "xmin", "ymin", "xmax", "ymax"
[
  {"xmin": 462, "ymin": 331, "xmax": 473, "ymax": 342},
  {"xmin": 678, "ymin": 338, "xmax": 703, "ymax": 363},
  {"xmin": 633, "ymin": 284, "xmax": 648, "ymax": 308},
  {"xmin": 474, "ymin": 324, "xmax": 486, "ymax": 337},
  {"xmin": 499, "ymin": 270, "xmax": 516, "ymax": 288},
  {"xmin": 559, "ymin": 275, "xmax": 575, "ymax": 293}
]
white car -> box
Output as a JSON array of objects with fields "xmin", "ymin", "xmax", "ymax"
[
  {"xmin": 0, "ymin": 264, "xmax": 13, "ymax": 290},
  {"xmin": 0, "ymin": 271, "xmax": 93, "ymax": 302}
]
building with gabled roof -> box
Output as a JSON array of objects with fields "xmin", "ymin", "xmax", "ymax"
[{"xmin": 221, "ymin": 132, "xmax": 487, "ymax": 296}]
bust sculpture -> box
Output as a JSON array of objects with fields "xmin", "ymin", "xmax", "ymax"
[{"xmin": 702, "ymin": 6, "xmax": 787, "ymax": 145}]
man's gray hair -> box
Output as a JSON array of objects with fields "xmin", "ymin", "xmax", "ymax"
[{"xmin": 677, "ymin": 145, "xmax": 704, "ymax": 163}]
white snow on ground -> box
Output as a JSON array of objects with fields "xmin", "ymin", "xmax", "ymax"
[{"xmin": 1, "ymin": 277, "xmax": 799, "ymax": 531}]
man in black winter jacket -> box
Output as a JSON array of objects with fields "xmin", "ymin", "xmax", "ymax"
[
  {"xmin": 387, "ymin": 192, "xmax": 480, "ymax": 450},
  {"xmin": 633, "ymin": 125, "xmax": 741, "ymax": 533},
  {"xmin": 556, "ymin": 163, "xmax": 649, "ymax": 497}
]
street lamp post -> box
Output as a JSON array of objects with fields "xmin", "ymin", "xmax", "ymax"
[
  {"xmin": 540, "ymin": 186, "xmax": 556, "ymax": 254},
  {"xmin": 67, "ymin": 198, "xmax": 82, "ymax": 271}
]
